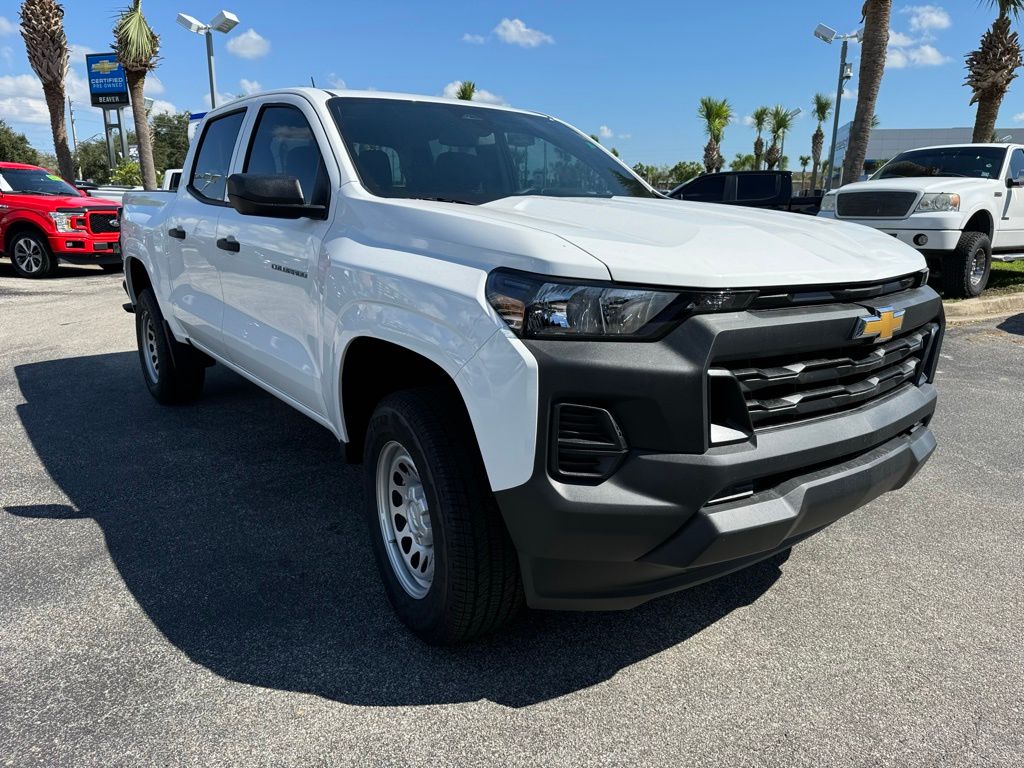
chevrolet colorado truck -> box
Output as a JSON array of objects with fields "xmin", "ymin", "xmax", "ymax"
[
  {"xmin": 818, "ymin": 143, "xmax": 1024, "ymax": 298},
  {"xmin": 120, "ymin": 89, "xmax": 944, "ymax": 644},
  {"xmin": 668, "ymin": 170, "xmax": 822, "ymax": 215},
  {"xmin": 0, "ymin": 161, "xmax": 122, "ymax": 278}
]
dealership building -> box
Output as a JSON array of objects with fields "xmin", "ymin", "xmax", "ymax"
[{"xmin": 829, "ymin": 122, "xmax": 1024, "ymax": 186}]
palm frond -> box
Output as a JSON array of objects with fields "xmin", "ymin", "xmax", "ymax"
[
  {"xmin": 113, "ymin": 0, "xmax": 159, "ymax": 72},
  {"xmin": 812, "ymin": 93, "xmax": 833, "ymax": 124}
]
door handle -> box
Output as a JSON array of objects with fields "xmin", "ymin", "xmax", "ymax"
[
  {"xmin": 216, "ymin": 236, "xmax": 240, "ymax": 253},
  {"xmin": 168, "ymin": 226, "xmax": 186, "ymax": 239}
]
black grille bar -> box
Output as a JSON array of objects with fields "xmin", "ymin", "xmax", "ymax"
[
  {"xmin": 88, "ymin": 212, "xmax": 119, "ymax": 234},
  {"xmin": 712, "ymin": 323, "xmax": 938, "ymax": 429},
  {"xmin": 836, "ymin": 191, "xmax": 918, "ymax": 218}
]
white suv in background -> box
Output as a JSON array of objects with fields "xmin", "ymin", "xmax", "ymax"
[{"xmin": 818, "ymin": 144, "xmax": 1024, "ymax": 297}]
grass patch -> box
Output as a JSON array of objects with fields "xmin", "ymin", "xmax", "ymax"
[{"xmin": 988, "ymin": 260, "xmax": 1024, "ymax": 292}]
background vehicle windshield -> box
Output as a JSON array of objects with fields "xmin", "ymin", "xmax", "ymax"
[
  {"xmin": 0, "ymin": 168, "xmax": 81, "ymax": 196},
  {"xmin": 873, "ymin": 147, "xmax": 1006, "ymax": 180},
  {"xmin": 327, "ymin": 97, "xmax": 655, "ymax": 204}
]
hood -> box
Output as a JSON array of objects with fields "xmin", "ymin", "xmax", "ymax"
[
  {"xmin": 8, "ymin": 193, "xmax": 120, "ymax": 210},
  {"xmin": 474, "ymin": 196, "xmax": 925, "ymax": 288},
  {"xmin": 835, "ymin": 176, "xmax": 998, "ymax": 195}
]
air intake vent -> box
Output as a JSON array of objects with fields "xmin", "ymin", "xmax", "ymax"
[{"xmin": 552, "ymin": 404, "xmax": 627, "ymax": 481}]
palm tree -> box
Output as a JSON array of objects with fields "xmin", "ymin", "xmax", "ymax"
[
  {"xmin": 966, "ymin": 2, "xmax": 1023, "ymax": 142},
  {"xmin": 19, "ymin": 0, "xmax": 75, "ymax": 181},
  {"xmin": 750, "ymin": 106, "xmax": 770, "ymax": 170},
  {"xmin": 842, "ymin": 0, "xmax": 892, "ymax": 186},
  {"xmin": 730, "ymin": 152, "xmax": 756, "ymax": 171},
  {"xmin": 809, "ymin": 93, "xmax": 833, "ymax": 194},
  {"xmin": 764, "ymin": 105, "xmax": 794, "ymax": 171},
  {"xmin": 113, "ymin": 0, "xmax": 159, "ymax": 190},
  {"xmin": 798, "ymin": 155, "xmax": 811, "ymax": 192},
  {"xmin": 456, "ymin": 81, "xmax": 476, "ymax": 100},
  {"xmin": 697, "ymin": 96, "xmax": 732, "ymax": 173}
]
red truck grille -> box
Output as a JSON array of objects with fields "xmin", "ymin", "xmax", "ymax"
[{"xmin": 88, "ymin": 211, "xmax": 120, "ymax": 234}]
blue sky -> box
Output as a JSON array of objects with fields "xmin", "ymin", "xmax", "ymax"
[{"xmin": 1, "ymin": 1, "xmax": 1021, "ymax": 167}]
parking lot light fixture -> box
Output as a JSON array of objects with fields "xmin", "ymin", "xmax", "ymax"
[
  {"xmin": 815, "ymin": 24, "xmax": 863, "ymax": 191},
  {"xmin": 176, "ymin": 9, "xmax": 240, "ymax": 110}
]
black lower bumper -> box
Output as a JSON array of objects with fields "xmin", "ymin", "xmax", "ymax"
[
  {"xmin": 58, "ymin": 252, "xmax": 122, "ymax": 266},
  {"xmin": 493, "ymin": 286, "xmax": 943, "ymax": 611}
]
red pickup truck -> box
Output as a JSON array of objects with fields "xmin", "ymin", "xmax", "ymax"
[{"xmin": 0, "ymin": 161, "xmax": 122, "ymax": 278}]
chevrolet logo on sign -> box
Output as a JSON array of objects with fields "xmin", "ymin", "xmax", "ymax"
[
  {"xmin": 853, "ymin": 307, "xmax": 905, "ymax": 343},
  {"xmin": 90, "ymin": 59, "xmax": 120, "ymax": 74}
]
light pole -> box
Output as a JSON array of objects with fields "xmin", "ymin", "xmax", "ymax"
[
  {"xmin": 814, "ymin": 23, "xmax": 861, "ymax": 191},
  {"xmin": 176, "ymin": 10, "xmax": 239, "ymax": 110}
]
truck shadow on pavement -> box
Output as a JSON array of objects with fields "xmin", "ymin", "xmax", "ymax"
[{"xmin": 10, "ymin": 352, "xmax": 784, "ymax": 708}]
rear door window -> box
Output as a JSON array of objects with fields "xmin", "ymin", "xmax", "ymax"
[
  {"xmin": 189, "ymin": 110, "xmax": 245, "ymax": 203},
  {"xmin": 677, "ymin": 174, "xmax": 726, "ymax": 202},
  {"xmin": 735, "ymin": 173, "xmax": 779, "ymax": 202}
]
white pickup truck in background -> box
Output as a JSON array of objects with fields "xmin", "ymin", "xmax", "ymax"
[
  {"xmin": 120, "ymin": 88, "xmax": 944, "ymax": 643},
  {"xmin": 818, "ymin": 144, "xmax": 1024, "ymax": 298}
]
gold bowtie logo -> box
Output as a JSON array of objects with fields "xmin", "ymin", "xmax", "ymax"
[
  {"xmin": 854, "ymin": 307, "xmax": 905, "ymax": 342},
  {"xmin": 91, "ymin": 60, "xmax": 120, "ymax": 74}
]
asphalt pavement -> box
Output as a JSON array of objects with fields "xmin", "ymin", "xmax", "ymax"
[{"xmin": 1, "ymin": 262, "xmax": 1022, "ymax": 767}]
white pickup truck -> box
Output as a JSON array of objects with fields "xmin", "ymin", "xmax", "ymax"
[
  {"xmin": 819, "ymin": 144, "xmax": 1024, "ymax": 297},
  {"xmin": 120, "ymin": 89, "xmax": 944, "ymax": 643}
]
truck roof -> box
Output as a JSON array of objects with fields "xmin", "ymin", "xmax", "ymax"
[
  {"xmin": 201, "ymin": 87, "xmax": 543, "ymax": 120},
  {"xmin": 898, "ymin": 143, "xmax": 1023, "ymax": 152},
  {"xmin": 0, "ymin": 161, "xmax": 46, "ymax": 171}
]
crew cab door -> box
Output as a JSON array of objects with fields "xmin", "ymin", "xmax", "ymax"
[
  {"xmin": 998, "ymin": 148, "xmax": 1024, "ymax": 249},
  {"xmin": 166, "ymin": 108, "xmax": 246, "ymax": 355},
  {"xmin": 216, "ymin": 98, "xmax": 335, "ymax": 416}
]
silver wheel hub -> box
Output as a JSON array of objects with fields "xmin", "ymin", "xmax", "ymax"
[
  {"xmin": 376, "ymin": 441, "xmax": 434, "ymax": 599},
  {"xmin": 142, "ymin": 312, "xmax": 160, "ymax": 383},
  {"xmin": 13, "ymin": 237, "xmax": 44, "ymax": 274},
  {"xmin": 970, "ymin": 251, "xmax": 987, "ymax": 287}
]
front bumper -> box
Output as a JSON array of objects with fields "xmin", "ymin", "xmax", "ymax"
[
  {"xmin": 47, "ymin": 233, "xmax": 121, "ymax": 265},
  {"xmin": 493, "ymin": 285, "xmax": 943, "ymax": 610},
  {"xmin": 818, "ymin": 212, "xmax": 962, "ymax": 251}
]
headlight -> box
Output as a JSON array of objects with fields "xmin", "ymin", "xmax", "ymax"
[
  {"xmin": 48, "ymin": 211, "xmax": 77, "ymax": 233},
  {"xmin": 486, "ymin": 269, "xmax": 755, "ymax": 340},
  {"xmin": 820, "ymin": 193, "xmax": 837, "ymax": 212},
  {"xmin": 915, "ymin": 193, "xmax": 960, "ymax": 213}
]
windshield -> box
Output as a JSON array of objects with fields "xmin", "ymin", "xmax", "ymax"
[
  {"xmin": 327, "ymin": 97, "xmax": 655, "ymax": 204},
  {"xmin": 0, "ymin": 168, "xmax": 81, "ymax": 196},
  {"xmin": 873, "ymin": 147, "xmax": 1006, "ymax": 180}
]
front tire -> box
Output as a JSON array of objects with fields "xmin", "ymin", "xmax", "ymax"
[
  {"xmin": 9, "ymin": 231, "xmax": 57, "ymax": 279},
  {"xmin": 943, "ymin": 232, "xmax": 991, "ymax": 299},
  {"xmin": 135, "ymin": 288, "xmax": 206, "ymax": 404},
  {"xmin": 363, "ymin": 389, "xmax": 523, "ymax": 644}
]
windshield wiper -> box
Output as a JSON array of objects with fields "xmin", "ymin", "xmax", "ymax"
[{"xmin": 404, "ymin": 195, "xmax": 476, "ymax": 205}]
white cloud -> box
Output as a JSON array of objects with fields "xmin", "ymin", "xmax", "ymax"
[
  {"xmin": 742, "ymin": 114, "xmax": 755, "ymax": 126},
  {"xmin": 226, "ymin": 28, "xmax": 270, "ymax": 59},
  {"xmin": 902, "ymin": 5, "xmax": 951, "ymax": 34},
  {"xmin": 887, "ymin": 43, "xmax": 949, "ymax": 68},
  {"xmin": 203, "ymin": 91, "xmax": 238, "ymax": 109},
  {"xmin": 442, "ymin": 80, "xmax": 507, "ymax": 105},
  {"xmin": 1014, "ymin": 113, "xmax": 1024, "ymax": 123},
  {"xmin": 149, "ymin": 99, "xmax": 177, "ymax": 116},
  {"xmin": 617, "ymin": 133, "xmax": 631, "ymax": 140},
  {"xmin": 598, "ymin": 125, "xmax": 613, "ymax": 139},
  {"xmin": 0, "ymin": 16, "xmax": 17, "ymax": 36},
  {"xmin": 327, "ymin": 72, "xmax": 346, "ymax": 89},
  {"xmin": 68, "ymin": 43, "xmax": 95, "ymax": 62},
  {"xmin": 461, "ymin": 33, "xmax": 485, "ymax": 44},
  {"xmin": 1, "ymin": 46, "xmax": 13, "ymax": 67},
  {"xmin": 493, "ymin": 18, "xmax": 553, "ymax": 47},
  {"xmin": 0, "ymin": 96, "xmax": 49, "ymax": 123},
  {"xmin": 0, "ymin": 70, "xmax": 87, "ymax": 127},
  {"xmin": 889, "ymin": 30, "xmax": 915, "ymax": 47},
  {"xmin": 239, "ymin": 78, "xmax": 262, "ymax": 95},
  {"xmin": 144, "ymin": 74, "xmax": 165, "ymax": 95},
  {"xmin": 843, "ymin": 87, "xmax": 858, "ymax": 100}
]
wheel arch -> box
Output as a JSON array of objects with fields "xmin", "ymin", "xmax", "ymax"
[
  {"xmin": 962, "ymin": 208, "xmax": 994, "ymax": 239},
  {"xmin": 124, "ymin": 255, "xmax": 152, "ymax": 303},
  {"xmin": 3, "ymin": 218, "xmax": 50, "ymax": 254}
]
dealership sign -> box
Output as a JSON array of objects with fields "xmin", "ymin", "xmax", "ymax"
[{"xmin": 86, "ymin": 53, "xmax": 129, "ymax": 108}]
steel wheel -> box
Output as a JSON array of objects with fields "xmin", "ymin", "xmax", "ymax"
[
  {"xmin": 142, "ymin": 311, "xmax": 160, "ymax": 384},
  {"xmin": 12, "ymin": 236, "xmax": 45, "ymax": 275},
  {"xmin": 375, "ymin": 440, "xmax": 434, "ymax": 599}
]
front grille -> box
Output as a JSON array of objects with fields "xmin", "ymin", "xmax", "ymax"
[
  {"xmin": 551, "ymin": 403, "xmax": 627, "ymax": 481},
  {"xmin": 836, "ymin": 191, "xmax": 917, "ymax": 218},
  {"xmin": 713, "ymin": 323, "xmax": 938, "ymax": 429},
  {"xmin": 88, "ymin": 211, "xmax": 119, "ymax": 234}
]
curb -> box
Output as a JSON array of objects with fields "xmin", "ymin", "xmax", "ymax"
[{"xmin": 943, "ymin": 290, "xmax": 1024, "ymax": 324}]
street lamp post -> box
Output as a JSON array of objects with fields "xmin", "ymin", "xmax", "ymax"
[
  {"xmin": 176, "ymin": 10, "xmax": 239, "ymax": 110},
  {"xmin": 814, "ymin": 23, "xmax": 862, "ymax": 191}
]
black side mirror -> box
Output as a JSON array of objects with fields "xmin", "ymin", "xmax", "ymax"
[
  {"xmin": 227, "ymin": 174, "xmax": 327, "ymax": 219},
  {"xmin": 1006, "ymin": 176, "xmax": 1024, "ymax": 189}
]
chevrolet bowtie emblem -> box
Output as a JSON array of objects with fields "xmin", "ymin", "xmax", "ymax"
[
  {"xmin": 90, "ymin": 60, "xmax": 120, "ymax": 74},
  {"xmin": 854, "ymin": 307, "xmax": 905, "ymax": 343}
]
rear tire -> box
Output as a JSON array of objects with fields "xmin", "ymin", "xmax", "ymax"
[
  {"xmin": 363, "ymin": 388, "xmax": 523, "ymax": 644},
  {"xmin": 943, "ymin": 232, "xmax": 991, "ymax": 299},
  {"xmin": 135, "ymin": 288, "xmax": 206, "ymax": 404},
  {"xmin": 8, "ymin": 231, "xmax": 58, "ymax": 279}
]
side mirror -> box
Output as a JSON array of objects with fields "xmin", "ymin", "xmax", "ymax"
[
  {"xmin": 1006, "ymin": 176, "xmax": 1024, "ymax": 189},
  {"xmin": 226, "ymin": 174, "xmax": 327, "ymax": 219}
]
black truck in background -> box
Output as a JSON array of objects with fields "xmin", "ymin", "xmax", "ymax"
[{"xmin": 667, "ymin": 171, "xmax": 822, "ymax": 215}]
